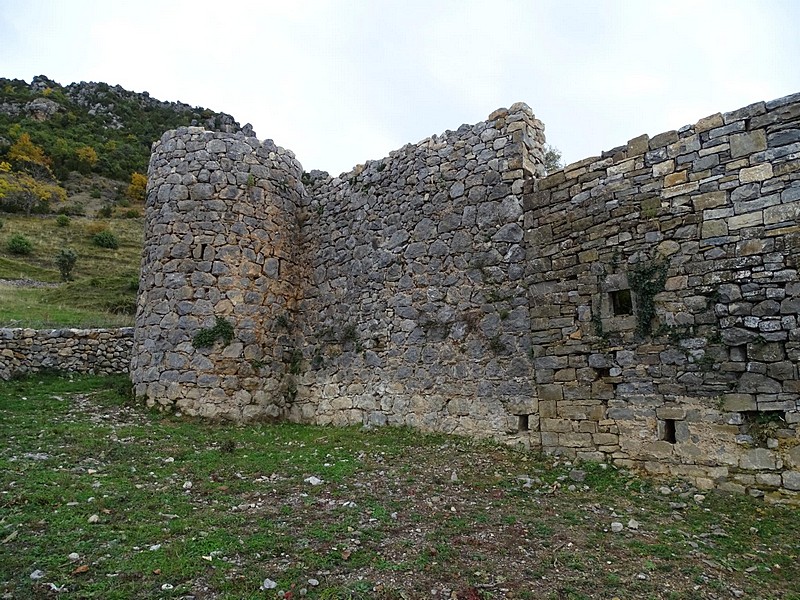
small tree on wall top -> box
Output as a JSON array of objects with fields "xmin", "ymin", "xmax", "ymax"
[{"xmin": 544, "ymin": 144, "xmax": 564, "ymax": 174}]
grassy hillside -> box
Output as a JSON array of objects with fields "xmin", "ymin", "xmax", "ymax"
[
  {"xmin": 0, "ymin": 75, "xmax": 252, "ymax": 328},
  {"xmin": 1, "ymin": 374, "xmax": 798, "ymax": 599},
  {"xmin": 0, "ymin": 213, "xmax": 142, "ymax": 328}
]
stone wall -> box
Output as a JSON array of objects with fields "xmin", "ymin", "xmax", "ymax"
[
  {"xmin": 524, "ymin": 93, "xmax": 800, "ymax": 499},
  {"xmin": 134, "ymin": 93, "xmax": 800, "ymax": 498},
  {"xmin": 0, "ymin": 327, "xmax": 133, "ymax": 379},
  {"xmin": 132, "ymin": 128, "xmax": 306, "ymax": 419},
  {"xmin": 293, "ymin": 104, "xmax": 545, "ymax": 435}
]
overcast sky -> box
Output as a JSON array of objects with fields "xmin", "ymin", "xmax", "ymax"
[{"xmin": 2, "ymin": 0, "xmax": 799, "ymax": 176}]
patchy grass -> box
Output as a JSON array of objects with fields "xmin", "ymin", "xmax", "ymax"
[
  {"xmin": 0, "ymin": 214, "xmax": 142, "ymax": 327},
  {"xmin": 1, "ymin": 375, "xmax": 799, "ymax": 599},
  {"xmin": 0, "ymin": 283, "xmax": 135, "ymax": 328}
]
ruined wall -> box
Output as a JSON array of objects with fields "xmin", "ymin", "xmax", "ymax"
[
  {"xmin": 132, "ymin": 93, "xmax": 800, "ymax": 498},
  {"xmin": 132, "ymin": 128, "xmax": 307, "ymax": 419},
  {"xmin": 524, "ymin": 93, "xmax": 800, "ymax": 498},
  {"xmin": 292, "ymin": 104, "xmax": 545, "ymax": 436},
  {"xmin": 0, "ymin": 327, "xmax": 132, "ymax": 379}
]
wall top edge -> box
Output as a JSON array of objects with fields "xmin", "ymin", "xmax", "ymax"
[
  {"xmin": 154, "ymin": 101, "xmax": 542, "ymax": 184},
  {"xmin": 545, "ymin": 91, "xmax": 800, "ymax": 185},
  {"xmin": 0, "ymin": 327, "xmax": 134, "ymax": 336}
]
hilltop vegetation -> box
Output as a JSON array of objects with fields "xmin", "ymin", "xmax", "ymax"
[
  {"xmin": 0, "ymin": 74, "xmax": 252, "ymax": 184},
  {"xmin": 0, "ymin": 75, "xmax": 252, "ymax": 327}
]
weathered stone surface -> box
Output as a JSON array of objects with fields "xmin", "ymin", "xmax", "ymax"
[
  {"xmin": 125, "ymin": 92, "xmax": 800, "ymax": 498},
  {"xmin": 0, "ymin": 328, "xmax": 133, "ymax": 380},
  {"xmin": 730, "ymin": 130, "xmax": 767, "ymax": 158}
]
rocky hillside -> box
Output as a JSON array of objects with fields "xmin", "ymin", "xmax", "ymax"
[{"xmin": 0, "ymin": 74, "xmax": 254, "ymax": 183}]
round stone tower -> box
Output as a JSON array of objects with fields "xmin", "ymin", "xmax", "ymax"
[{"xmin": 131, "ymin": 127, "xmax": 306, "ymax": 419}]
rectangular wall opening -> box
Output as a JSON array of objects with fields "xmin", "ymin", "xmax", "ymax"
[
  {"xmin": 610, "ymin": 289, "xmax": 633, "ymax": 316},
  {"xmin": 595, "ymin": 367, "xmax": 612, "ymax": 379},
  {"xmin": 662, "ymin": 419, "xmax": 677, "ymax": 444},
  {"xmin": 730, "ymin": 344, "xmax": 747, "ymax": 362},
  {"xmin": 518, "ymin": 414, "xmax": 530, "ymax": 432}
]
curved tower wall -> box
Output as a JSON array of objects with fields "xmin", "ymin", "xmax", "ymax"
[{"xmin": 131, "ymin": 127, "xmax": 306, "ymax": 419}]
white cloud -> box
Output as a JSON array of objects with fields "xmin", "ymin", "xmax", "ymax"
[{"xmin": 1, "ymin": 0, "xmax": 799, "ymax": 173}]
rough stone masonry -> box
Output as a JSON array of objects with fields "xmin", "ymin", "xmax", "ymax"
[{"xmin": 133, "ymin": 94, "xmax": 800, "ymax": 500}]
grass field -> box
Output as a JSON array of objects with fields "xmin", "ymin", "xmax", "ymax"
[
  {"xmin": 0, "ymin": 213, "xmax": 142, "ymax": 327},
  {"xmin": 0, "ymin": 374, "xmax": 798, "ymax": 599}
]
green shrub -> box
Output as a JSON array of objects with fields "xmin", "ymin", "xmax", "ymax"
[
  {"xmin": 92, "ymin": 230, "xmax": 119, "ymax": 249},
  {"xmin": 7, "ymin": 234, "xmax": 32, "ymax": 255},
  {"xmin": 192, "ymin": 317, "xmax": 234, "ymax": 348},
  {"xmin": 56, "ymin": 214, "xmax": 70, "ymax": 227},
  {"xmin": 97, "ymin": 205, "xmax": 113, "ymax": 218},
  {"xmin": 123, "ymin": 209, "xmax": 141, "ymax": 219},
  {"xmin": 55, "ymin": 248, "xmax": 77, "ymax": 281},
  {"xmin": 57, "ymin": 202, "xmax": 85, "ymax": 216}
]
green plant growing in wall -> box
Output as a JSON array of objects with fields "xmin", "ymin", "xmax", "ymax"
[
  {"xmin": 275, "ymin": 313, "xmax": 291, "ymax": 331},
  {"xmin": 310, "ymin": 349, "xmax": 324, "ymax": 370},
  {"xmin": 742, "ymin": 412, "xmax": 785, "ymax": 448},
  {"xmin": 286, "ymin": 348, "xmax": 303, "ymax": 375},
  {"xmin": 192, "ymin": 316, "xmax": 234, "ymax": 348},
  {"xmin": 340, "ymin": 323, "xmax": 358, "ymax": 345},
  {"xmin": 249, "ymin": 358, "xmax": 267, "ymax": 371},
  {"xmin": 628, "ymin": 259, "xmax": 668, "ymax": 337},
  {"xmin": 284, "ymin": 378, "xmax": 298, "ymax": 403},
  {"xmin": 488, "ymin": 335, "xmax": 507, "ymax": 355}
]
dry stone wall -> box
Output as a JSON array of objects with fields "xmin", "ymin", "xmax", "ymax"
[
  {"xmin": 524, "ymin": 92, "xmax": 800, "ymax": 499},
  {"xmin": 293, "ymin": 104, "xmax": 545, "ymax": 435},
  {"xmin": 132, "ymin": 128, "xmax": 306, "ymax": 419},
  {"xmin": 134, "ymin": 93, "xmax": 800, "ymax": 498},
  {"xmin": 0, "ymin": 327, "xmax": 132, "ymax": 379}
]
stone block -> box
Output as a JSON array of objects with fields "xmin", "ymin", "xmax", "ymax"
[
  {"xmin": 538, "ymin": 384, "xmax": 563, "ymax": 402},
  {"xmin": 764, "ymin": 203, "xmax": 800, "ymax": 226},
  {"xmin": 695, "ymin": 113, "xmax": 724, "ymax": 133},
  {"xmin": 739, "ymin": 163, "xmax": 773, "ymax": 183},
  {"xmin": 649, "ymin": 130, "xmax": 679, "ymax": 149},
  {"xmin": 558, "ymin": 432, "xmax": 594, "ymax": 448},
  {"xmin": 627, "ymin": 134, "xmax": 650, "ymax": 156},
  {"xmin": 787, "ymin": 445, "xmax": 800, "ymax": 468},
  {"xmin": 755, "ymin": 473, "xmax": 782, "ymax": 487},
  {"xmin": 740, "ymin": 448, "xmax": 777, "ymax": 470},
  {"xmin": 656, "ymin": 406, "xmax": 686, "ymax": 420},
  {"xmin": 541, "ymin": 418, "xmax": 573, "ymax": 433},
  {"xmin": 721, "ymin": 393, "xmax": 756, "ymax": 411},
  {"xmin": 730, "ymin": 130, "xmax": 767, "ymax": 158},
  {"xmin": 728, "ymin": 211, "xmax": 763, "ymax": 230},
  {"xmin": 701, "ymin": 220, "xmax": 728, "ymax": 238},
  {"xmin": 782, "ymin": 471, "xmax": 800, "ymax": 491},
  {"xmin": 640, "ymin": 441, "xmax": 675, "ymax": 459},
  {"xmin": 661, "ymin": 181, "xmax": 699, "ymax": 199},
  {"xmin": 652, "ymin": 160, "xmax": 674, "ymax": 177},
  {"xmin": 693, "ymin": 191, "xmax": 727, "ymax": 211},
  {"xmin": 747, "ymin": 342, "xmax": 785, "ymax": 362},
  {"xmin": 664, "ymin": 171, "xmax": 687, "ymax": 187},
  {"xmin": 739, "ymin": 373, "xmax": 782, "ymax": 393},
  {"xmin": 593, "ymin": 433, "xmax": 619, "ymax": 445}
]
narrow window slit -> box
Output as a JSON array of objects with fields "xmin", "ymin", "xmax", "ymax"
[
  {"xmin": 518, "ymin": 414, "xmax": 530, "ymax": 432},
  {"xmin": 662, "ymin": 419, "xmax": 677, "ymax": 444}
]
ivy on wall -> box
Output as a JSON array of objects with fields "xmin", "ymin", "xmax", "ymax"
[{"xmin": 628, "ymin": 260, "xmax": 668, "ymax": 337}]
